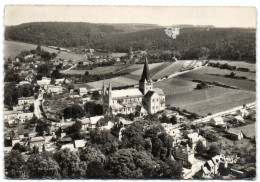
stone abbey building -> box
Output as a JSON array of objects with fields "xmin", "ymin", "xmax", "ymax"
[{"xmin": 103, "ymin": 58, "xmax": 165, "ymax": 116}]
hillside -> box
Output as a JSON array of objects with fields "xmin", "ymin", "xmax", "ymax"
[{"xmin": 5, "ymin": 22, "xmax": 256, "ymax": 62}]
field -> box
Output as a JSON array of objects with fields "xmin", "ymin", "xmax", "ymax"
[
  {"xmin": 209, "ymin": 60, "xmax": 256, "ymax": 72},
  {"xmin": 198, "ymin": 67, "xmax": 256, "ymax": 81},
  {"xmin": 154, "ymin": 77, "xmax": 197, "ymax": 96},
  {"xmin": 178, "ymin": 70, "xmax": 256, "ymax": 92},
  {"xmin": 236, "ymin": 122, "xmax": 256, "ymax": 139},
  {"xmin": 4, "ymin": 40, "xmax": 59, "ymax": 59},
  {"xmin": 152, "ymin": 60, "xmax": 204, "ymax": 79},
  {"xmin": 55, "ymin": 51, "xmax": 86, "ymax": 62},
  {"xmin": 63, "ymin": 66, "xmax": 124, "ymax": 75},
  {"xmin": 166, "ymin": 87, "xmax": 256, "ymax": 116},
  {"xmin": 4, "ymin": 40, "xmax": 86, "ymax": 62}
]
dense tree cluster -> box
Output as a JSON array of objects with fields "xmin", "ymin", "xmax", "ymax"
[
  {"xmin": 5, "ymin": 23, "xmax": 256, "ymax": 62},
  {"xmin": 4, "ymin": 83, "xmax": 35, "ymax": 107},
  {"xmin": 63, "ymin": 104, "xmax": 85, "ymax": 119}
]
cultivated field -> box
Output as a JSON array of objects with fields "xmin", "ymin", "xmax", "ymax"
[
  {"xmin": 166, "ymin": 87, "xmax": 256, "ymax": 116},
  {"xmin": 62, "ymin": 69, "xmax": 87, "ymax": 75},
  {"xmin": 154, "ymin": 77, "xmax": 197, "ymax": 96},
  {"xmin": 178, "ymin": 70, "xmax": 256, "ymax": 92},
  {"xmin": 198, "ymin": 67, "xmax": 256, "ymax": 81},
  {"xmin": 209, "ymin": 60, "xmax": 256, "ymax": 72}
]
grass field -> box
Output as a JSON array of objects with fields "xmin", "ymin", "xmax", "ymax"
[
  {"xmin": 209, "ymin": 60, "xmax": 256, "ymax": 72},
  {"xmin": 4, "ymin": 40, "xmax": 59, "ymax": 59},
  {"xmin": 4, "ymin": 40, "xmax": 86, "ymax": 62},
  {"xmin": 178, "ymin": 70, "xmax": 256, "ymax": 92},
  {"xmin": 62, "ymin": 70, "xmax": 87, "ymax": 75},
  {"xmin": 154, "ymin": 77, "xmax": 197, "ymax": 96},
  {"xmin": 131, "ymin": 62, "xmax": 164, "ymax": 75},
  {"xmin": 152, "ymin": 60, "xmax": 204, "ymax": 80},
  {"xmin": 166, "ymin": 87, "xmax": 256, "ymax": 116},
  {"xmin": 198, "ymin": 67, "xmax": 256, "ymax": 81}
]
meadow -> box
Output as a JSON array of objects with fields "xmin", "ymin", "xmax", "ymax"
[
  {"xmin": 209, "ymin": 60, "xmax": 256, "ymax": 72},
  {"xmin": 4, "ymin": 40, "xmax": 59, "ymax": 59},
  {"xmin": 178, "ymin": 70, "xmax": 256, "ymax": 92},
  {"xmin": 166, "ymin": 87, "xmax": 256, "ymax": 116}
]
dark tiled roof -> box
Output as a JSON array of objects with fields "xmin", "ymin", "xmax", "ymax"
[{"xmin": 145, "ymin": 91, "xmax": 155, "ymax": 98}]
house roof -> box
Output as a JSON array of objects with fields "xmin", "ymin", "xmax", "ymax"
[
  {"xmin": 226, "ymin": 128, "xmax": 243, "ymax": 136},
  {"xmin": 207, "ymin": 160, "xmax": 214, "ymax": 168},
  {"xmin": 90, "ymin": 116, "xmax": 104, "ymax": 125},
  {"xmin": 60, "ymin": 137, "xmax": 72, "ymax": 142},
  {"xmin": 30, "ymin": 136, "xmax": 45, "ymax": 142},
  {"xmin": 111, "ymin": 88, "xmax": 143, "ymax": 98},
  {"xmin": 18, "ymin": 97, "xmax": 34, "ymax": 100},
  {"xmin": 74, "ymin": 140, "xmax": 86, "ymax": 148},
  {"xmin": 145, "ymin": 91, "xmax": 156, "ymax": 98},
  {"xmin": 211, "ymin": 116, "xmax": 223, "ymax": 122},
  {"xmin": 153, "ymin": 88, "xmax": 165, "ymax": 95}
]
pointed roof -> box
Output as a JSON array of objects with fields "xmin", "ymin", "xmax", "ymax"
[{"xmin": 140, "ymin": 57, "xmax": 151, "ymax": 82}]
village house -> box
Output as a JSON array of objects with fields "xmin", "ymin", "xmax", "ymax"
[
  {"xmin": 18, "ymin": 96, "xmax": 34, "ymax": 106},
  {"xmin": 172, "ymin": 145, "xmax": 195, "ymax": 169},
  {"xmin": 79, "ymin": 87, "xmax": 88, "ymax": 96},
  {"xmin": 47, "ymin": 84, "xmax": 63, "ymax": 94},
  {"xmin": 210, "ymin": 116, "xmax": 224, "ymax": 126},
  {"xmin": 37, "ymin": 77, "xmax": 51, "ymax": 86},
  {"xmin": 226, "ymin": 128, "xmax": 244, "ymax": 140},
  {"xmin": 187, "ymin": 132, "xmax": 207, "ymax": 150},
  {"xmin": 103, "ymin": 58, "xmax": 165, "ymax": 115},
  {"xmin": 236, "ymin": 109, "xmax": 249, "ymax": 118},
  {"xmin": 29, "ymin": 136, "xmax": 45, "ymax": 152}
]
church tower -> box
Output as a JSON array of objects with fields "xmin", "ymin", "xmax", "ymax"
[{"xmin": 139, "ymin": 57, "xmax": 153, "ymax": 95}]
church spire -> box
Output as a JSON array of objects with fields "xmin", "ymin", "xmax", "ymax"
[{"xmin": 139, "ymin": 57, "xmax": 151, "ymax": 82}]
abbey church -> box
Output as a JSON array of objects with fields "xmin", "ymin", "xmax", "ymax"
[{"xmin": 103, "ymin": 58, "xmax": 165, "ymax": 116}]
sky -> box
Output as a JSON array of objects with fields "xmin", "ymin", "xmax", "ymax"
[{"xmin": 4, "ymin": 6, "xmax": 256, "ymax": 28}]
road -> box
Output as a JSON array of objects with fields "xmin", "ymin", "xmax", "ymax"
[
  {"xmin": 60, "ymin": 64, "xmax": 77, "ymax": 73},
  {"xmin": 33, "ymin": 93, "xmax": 44, "ymax": 119},
  {"xmin": 192, "ymin": 102, "xmax": 256, "ymax": 124}
]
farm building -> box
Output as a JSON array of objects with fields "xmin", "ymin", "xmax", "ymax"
[
  {"xmin": 210, "ymin": 116, "xmax": 224, "ymax": 126},
  {"xmin": 236, "ymin": 109, "xmax": 249, "ymax": 118},
  {"xmin": 226, "ymin": 128, "xmax": 244, "ymax": 140},
  {"xmin": 233, "ymin": 115, "xmax": 245, "ymax": 123}
]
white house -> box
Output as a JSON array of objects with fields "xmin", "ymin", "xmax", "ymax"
[
  {"xmin": 18, "ymin": 97, "xmax": 34, "ymax": 106},
  {"xmin": 79, "ymin": 87, "xmax": 88, "ymax": 96},
  {"xmin": 236, "ymin": 109, "xmax": 249, "ymax": 118},
  {"xmin": 210, "ymin": 116, "xmax": 224, "ymax": 126}
]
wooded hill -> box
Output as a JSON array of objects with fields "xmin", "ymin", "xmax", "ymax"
[{"xmin": 5, "ymin": 22, "xmax": 256, "ymax": 62}]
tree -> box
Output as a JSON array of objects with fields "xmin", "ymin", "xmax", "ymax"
[
  {"xmin": 156, "ymin": 159, "xmax": 183, "ymax": 179},
  {"xmin": 85, "ymin": 71, "xmax": 89, "ymax": 76},
  {"xmin": 170, "ymin": 115, "xmax": 177, "ymax": 125},
  {"xmin": 195, "ymin": 140, "xmax": 206, "ymax": 156},
  {"xmin": 92, "ymin": 91, "xmax": 101, "ymax": 100},
  {"xmin": 89, "ymin": 130, "xmax": 119, "ymax": 155},
  {"xmin": 63, "ymin": 105, "xmax": 85, "ymax": 119},
  {"xmin": 36, "ymin": 45, "xmax": 42, "ymax": 53},
  {"xmin": 106, "ymin": 149, "xmax": 157, "ymax": 179},
  {"xmin": 26, "ymin": 154, "xmax": 60, "ymax": 179},
  {"xmin": 36, "ymin": 120, "xmax": 50, "ymax": 136},
  {"xmin": 79, "ymin": 146, "xmax": 106, "ymax": 165},
  {"xmin": 53, "ymin": 149, "xmax": 87, "ymax": 179},
  {"xmin": 84, "ymin": 102, "xmax": 96, "ymax": 115},
  {"xmin": 51, "ymin": 68, "xmax": 62, "ymax": 79},
  {"xmin": 207, "ymin": 143, "xmax": 220, "ymax": 157},
  {"xmin": 37, "ymin": 64, "xmax": 51, "ymax": 76},
  {"xmin": 12, "ymin": 143, "xmax": 27, "ymax": 153},
  {"xmin": 160, "ymin": 115, "xmax": 170, "ymax": 123},
  {"xmin": 5, "ymin": 150, "xmax": 27, "ymax": 179},
  {"xmin": 86, "ymin": 161, "xmax": 106, "ymax": 179}
]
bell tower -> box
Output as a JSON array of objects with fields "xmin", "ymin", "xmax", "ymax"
[{"xmin": 139, "ymin": 57, "xmax": 153, "ymax": 95}]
